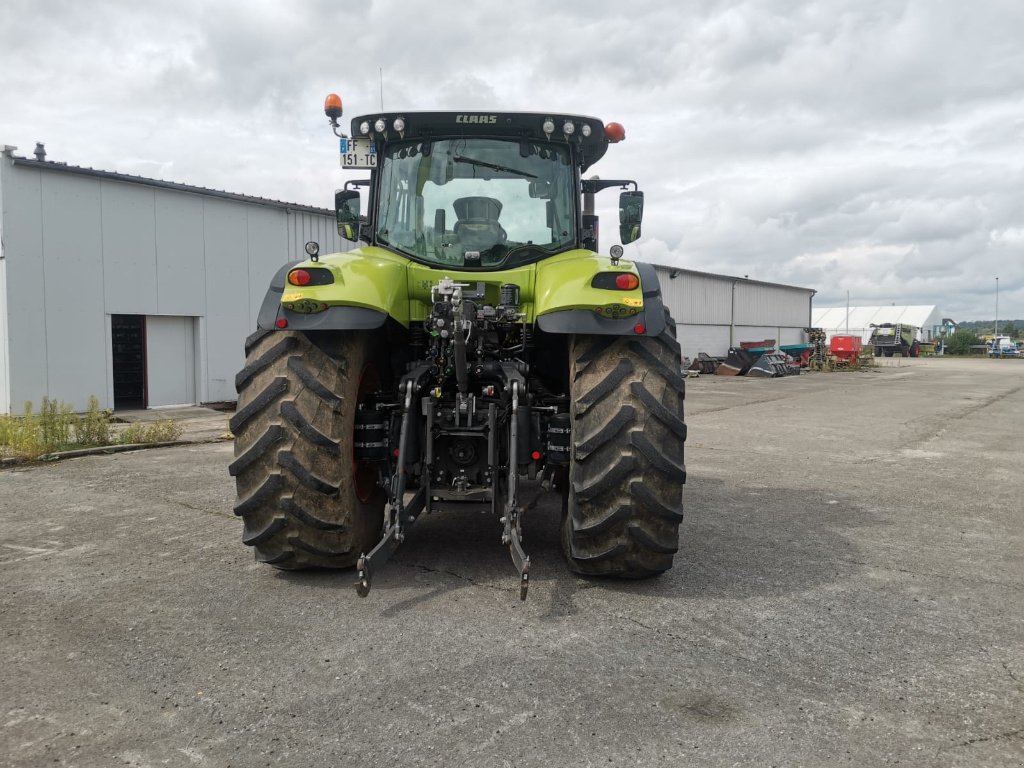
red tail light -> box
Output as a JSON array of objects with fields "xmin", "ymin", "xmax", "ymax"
[
  {"xmin": 288, "ymin": 269, "xmax": 311, "ymax": 286},
  {"xmin": 615, "ymin": 273, "xmax": 639, "ymax": 290}
]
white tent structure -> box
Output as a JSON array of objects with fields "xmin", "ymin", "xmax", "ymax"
[{"xmin": 811, "ymin": 305, "xmax": 943, "ymax": 343}]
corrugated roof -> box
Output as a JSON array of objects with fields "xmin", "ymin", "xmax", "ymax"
[
  {"xmin": 4, "ymin": 148, "xmax": 333, "ymax": 216},
  {"xmin": 812, "ymin": 305, "xmax": 938, "ymax": 329},
  {"xmin": 652, "ymin": 265, "xmax": 816, "ymax": 294}
]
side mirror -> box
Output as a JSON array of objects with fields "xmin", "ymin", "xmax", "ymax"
[
  {"xmin": 528, "ymin": 180, "xmax": 552, "ymax": 199},
  {"xmin": 335, "ymin": 189, "xmax": 361, "ymax": 240},
  {"xmin": 619, "ymin": 190, "xmax": 644, "ymax": 244}
]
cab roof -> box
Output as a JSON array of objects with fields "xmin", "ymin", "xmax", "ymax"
[{"xmin": 349, "ymin": 111, "xmax": 613, "ymax": 171}]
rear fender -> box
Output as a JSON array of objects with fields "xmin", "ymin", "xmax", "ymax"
[
  {"xmin": 534, "ymin": 254, "xmax": 666, "ymax": 336},
  {"xmin": 256, "ymin": 247, "xmax": 410, "ymax": 331}
]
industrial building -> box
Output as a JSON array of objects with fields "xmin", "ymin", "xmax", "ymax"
[
  {"xmin": 812, "ymin": 305, "xmax": 945, "ymax": 344},
  {"xmin": 656, "ymin": 268, "xmax": 816, "ymax": 362},
  {"xmin": 0, "ymin": 146, "xmax": 345, "ymax": 414},
  {"xmin": 1, "ymin": 146, "xmax": 816, "ymax": 414}
]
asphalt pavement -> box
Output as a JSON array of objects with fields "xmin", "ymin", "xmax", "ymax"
[{"xmin": 1, "ymin": 356, "xmax": 1021, "ymax": 767}]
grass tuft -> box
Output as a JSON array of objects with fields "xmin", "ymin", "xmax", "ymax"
[{"xmin": 0, "ymin": 397, "xmax": 181, "ymax": 461}]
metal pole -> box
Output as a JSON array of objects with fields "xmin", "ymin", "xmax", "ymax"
[
  {"xmin": 995, "ymin": 276, "xmax": 999, "ymax": 338},
  {"xmin": 846, "ymin": 290, "xmax": 850, "ymax": 334}
]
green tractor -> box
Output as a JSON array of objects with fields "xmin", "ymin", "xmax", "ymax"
[{"xmin": 229, "ymin": 95, "xmax": 687, "ymax": 599}]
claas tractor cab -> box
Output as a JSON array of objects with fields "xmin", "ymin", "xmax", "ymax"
[{"xmin": 229, "ymin": 93, "xmax": 687, "ymax": 599}]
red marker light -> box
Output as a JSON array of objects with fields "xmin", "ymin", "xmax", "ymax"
[
  {"xmin": 324, "ymin": 93, "xmax": 343, "ymax": 120},
  {"xmin": 604, "ymin": 122, "xmax": 626, "ymax": 143},
  {"xmin": 288, "ymin": 269, "xmax": 311, "ymax": 286},
  {"xmin": 276, "ymin": 318, "xmax": 288, "ymax": 329},
  {"xmin": 633, "ymin": 323, "xmax": 646, "ymax": 335},
  {"xmin": 615, "ymin": 273, "xmax": 639, "ymax": 290},
  {"xmin": 393, "ymin": 448, "xmax": 400, "ymax": 458},
  {"xmin": 531, "ymin": 450, "xmax": 542, "ymax": 461}
]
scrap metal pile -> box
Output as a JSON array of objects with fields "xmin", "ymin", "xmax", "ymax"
[
  {"xmin": 688, "ymin": 352, "xmax": 724, "ymax": 374},
  {"xmin": 687, "ymin": 330, "xmax": 878, "ymax": 379},
  {"xmin": 688, "ymin": 339, "xmax": 802, "ymax": 378}
]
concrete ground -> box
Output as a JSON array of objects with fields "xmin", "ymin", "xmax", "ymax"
[
  {"xmin": 1, "ymin": 357, "xmax": 1021, "ymax": 767},
  {"xmin": 113, "ymin": 406, "xmax": 233, "ymax": 444}
]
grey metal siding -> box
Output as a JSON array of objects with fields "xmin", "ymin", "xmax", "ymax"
[
  {"xmin": 245, "ymin": 207, "xmax": 292, "ymax": 327},
  {"xmin": 288, "ymin": 210, "xmax": 344, "ymax": 257},
  {"xmin": 733, "ymin": 326, "xmax": 804, "ymax": 345},
  {"xmin": 778, "ymin": 327, "xmax": 805, "ymax": 345},
  {"xmin": 202, "ymin": 199, "xmax": 252, "ymax": 404},
  {"xmin": 3, "ymin": 164, "xmax": 48, "ymax": 407},
  {"xmin": 0, "ymin": 257, "xmax": 9, "ymax": 414},
  {"xmin": 659, "ymin": 270, "xmax": 733, "ymax": 325},
  {"xmin": 0, "ymin": 159, "xmax": 344, "ymax": 413},
  {"xmin": 0, "ymin": 163, "xmax": 5, "ymax": 412},
  {"xmin": 102, "ymin": 181, "xmax": 159, "ymax": 314},
  {"xmin": 734, "ymin": 283, "xmax": 811, "ymax": 327},
  {"xmin": 41, "ymin": 172, "xmax": 108, "ymax": 406},
  {"xmin": 654, "ymin": 265, "xmax": 815, "ymax": 358},
  {"xmin": 155, "ymin": 191, "xmax": 206, "ymax": 316},
  {"xmin": 676, "ymin": 324, "xmax": 730, "ymax": 362}
]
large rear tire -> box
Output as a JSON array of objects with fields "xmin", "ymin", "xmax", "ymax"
[
  {"xmin": 562, "ymin": 319, "xmax": 687, "ymax": 577},
  {"xmin": 229, "ymin": 329, "xmax": 385, "ymax": 569}
]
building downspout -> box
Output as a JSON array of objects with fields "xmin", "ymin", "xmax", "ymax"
[{"xmin": 729, "ymin": 279, "xmax": 737, "ymax": 347}]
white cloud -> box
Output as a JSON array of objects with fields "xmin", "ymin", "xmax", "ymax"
[{"xmin": 1, "ymin": 0, "xmax": 1022, "ymax": 321}]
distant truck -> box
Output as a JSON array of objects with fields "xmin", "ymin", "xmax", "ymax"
[
  {"xmin": 869, "ymin": 323, "xmax": 919, "ymax": 357},
  {"xmin": 988, "ymin": 336, "xmax": 1020, "ymax": 358}
]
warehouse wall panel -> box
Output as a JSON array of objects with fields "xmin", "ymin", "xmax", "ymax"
[
  {"xmin": 203, "ymin": 199, "xmax": 251, "ymax": 403},
  {"xmin": 0, "ymin": 169, "xmax": 5, "ymax": 412},
  {"xmin": 40, "ymin": 172, "xmax": 108, "ymax": 407},
  {"xmin": 246, "ymin": 207, "xmax": 292, "ymax": 325},
  {"xmin": 3, "ymin": 166, "xmax": 48, "ymax": 407},
  {"xmin": 155, "ymin": 191, "xmax": 206, "ymax": 316},
  {"xmin": 0, "ymin": 258, "xmax": 9, "ymax": 414},
  {"xmin": 102, "ymin": 181, "xmax": 158, "ymax": 314},
  {"xmin": 659, "ymin": 270, "xmax": 733, "ymax": 325},
  {"xmin": 778, "ymin": 327, "xmax": 805, "ymax": 345},
  {"xmin": 734, "ymin": 283, "xmax": 812, "ymax": 327},
  {"xmin": 288, "ymin": 210, "xmax": 346, "ymax": 258},
  {"xmin": 676, "ymin": 324, "xmax": 731, "ymax": 362}
]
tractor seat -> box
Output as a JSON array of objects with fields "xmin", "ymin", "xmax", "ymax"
[{"xmin": 453, "ymin": 196, "xmax": 507, "ymax": 250}]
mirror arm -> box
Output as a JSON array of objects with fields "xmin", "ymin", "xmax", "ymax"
[{"xmin": 581, "ymin": 179, "xmax": 637, "ymax": 194}]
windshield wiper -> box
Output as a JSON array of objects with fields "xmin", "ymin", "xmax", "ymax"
[
  {"xmin": 454, "ymin": 155, "xmax": 537, "ymax": 179},
  {"xmin": 487, "ymin": 242, "xmax": 565, "ymax": 262}
]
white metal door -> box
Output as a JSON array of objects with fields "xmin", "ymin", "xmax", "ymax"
[{"xmin": 146, "ymin": 316, "xmax": 197, "ymax": 407}]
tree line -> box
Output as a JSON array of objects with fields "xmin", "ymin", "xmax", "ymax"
[{"xmin": 943, "ymin": 322, "xmax": 1019, "ymax": 355}]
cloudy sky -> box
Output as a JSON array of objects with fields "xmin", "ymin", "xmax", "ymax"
[{"xmin": 2, "ymin": 0, "xmax": 1022, "ymax": 322}]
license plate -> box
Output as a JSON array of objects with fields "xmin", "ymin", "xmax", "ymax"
[{"xmin": 339, "ymin": 138, "xmax": 377, "ymax": 169}]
